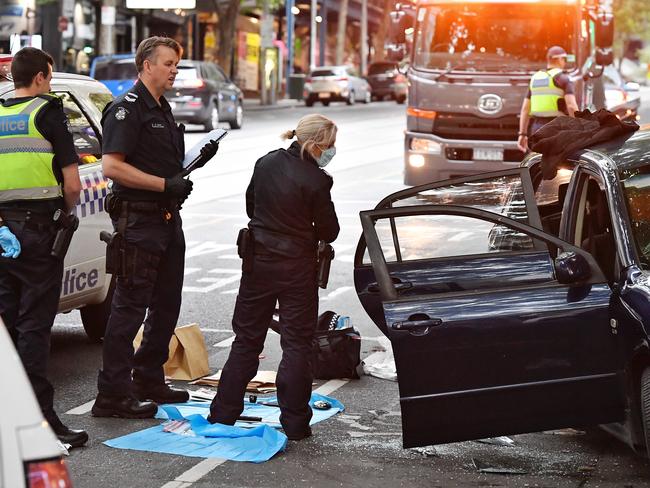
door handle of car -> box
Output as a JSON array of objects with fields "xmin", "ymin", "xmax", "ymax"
[
  {"xmin": 367, "ymin": 279, "xmax": 412, "ymax": 293},
  {"xmin": 391, "ymin": 318, "xmax": 442, "ymax": 336}
]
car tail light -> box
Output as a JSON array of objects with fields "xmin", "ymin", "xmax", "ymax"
[
  {"xmin": 335, "ymin": 77, "xmax": 348, "ymax": 82},
  {"xmin": 175, "ymin": 79, "xmax": 205, "ymax": 88},
  {"xmin": 26, "ymin": 458, "xmax": 73, "ymax": 488},
  {"xmin": 305, "ymin": 77, "xmax": 312, "ymax": 83}
]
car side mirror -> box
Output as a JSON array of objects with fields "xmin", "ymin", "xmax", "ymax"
[
  {"xmin": 625, "ymin": 81, "xmax": 640, "ymax": 92},
  {"xmin": 554, "ymin": 251, "xmax": 592, "ymax": 284}
]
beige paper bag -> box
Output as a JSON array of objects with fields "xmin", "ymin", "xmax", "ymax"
[{"xmin": 133, "ymin": 323, "xmax": 210, "ymax": 381}]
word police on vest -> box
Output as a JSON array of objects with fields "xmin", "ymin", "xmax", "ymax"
[
  {"xmin": 62, "ymin": 267, "xmax": 99, "ymax": 296},
  {"xmin": 0, "ymin": 115, "xmax": 29, "ymax": 136}
]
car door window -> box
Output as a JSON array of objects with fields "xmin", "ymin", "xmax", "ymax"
[
  {"xmin": 55, "ymin": 92, "xmax": 101, "ymax": 163},
  {"xmin": 212, "ymin": 66, "xmax": 227, "ymax": 83},
  {"xmin": 204, "ymin": 63, "xmax": 221, "ymax": 82},
  {"xmin": 571, "ymin": 175, "xmax": 617, "ymax": 281},
  {"xmin": 534, "ymin": 167, "xmax": 574, "ymax": 236}
]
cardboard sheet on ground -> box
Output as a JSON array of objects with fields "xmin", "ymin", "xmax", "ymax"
[
  {"xmin": 191, "ymin": 370, "xmax": 277, "ymax": 393},
  {"xmin": 103, "ymin": 393, "xmax": 343, "ymax": 462}
]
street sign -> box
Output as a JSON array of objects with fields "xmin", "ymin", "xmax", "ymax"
[
  {"xmin": 260, "ymin": 16, "xmax": 273, "ymax": 48},
  {"xmin": 101, "ymin": 6, "xmax": 116, "ymax": 26},
  {"xmin": 126, "ymin": 0, "xmax": 196, "ymax": 7}
]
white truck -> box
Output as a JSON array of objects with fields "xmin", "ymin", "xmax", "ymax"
[{"xmin": 0, "ymin": 72, "xmax": 115, "ymax": 341}]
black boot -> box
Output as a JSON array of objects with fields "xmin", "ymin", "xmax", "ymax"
[
  {"xmin": 91, "ymin": 394, "xmax": 157, "ymax": 419},
  {"xmin": 133, "ymin": 383, "xmax": 189, "ymax": 404},
  {"xmin": 47, "ymin": 415, "xmax": 89, "ymax": 448}
]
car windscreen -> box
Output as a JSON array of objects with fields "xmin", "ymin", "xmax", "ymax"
[
  {"xmin": 311, "ymin": 69, "xmax": 337, "ymax": 77},
  {"xmin": 413, "ymin": 4, "xmax": 578, "ymax": 73},
  {"xmin": 368, "ymin": 63, "xmax": 396, "ymax": 75},
  {"xmin": 621, "ymin": 169, "xmax": 650, "ymax": 266},
  {"xmin": 176, "ymin": 67, "xmax": 200, "ymax": 79},
  {"xmin": 93, "ymin": 61, "xmax": 137, "ymax": 80}
]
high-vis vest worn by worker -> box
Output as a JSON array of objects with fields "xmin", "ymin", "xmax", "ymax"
[
  {"xmin": 0, "ymin": 95, "xmax": 62, "ymax": 203},
  {"xmin": 529, "ymin": 68, "xmax": 565, "ymax": 118}
]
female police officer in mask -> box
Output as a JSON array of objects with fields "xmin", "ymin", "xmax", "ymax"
[{"xmin": 209, "ymin": 114, "xmax": 340, "ymax": 440}]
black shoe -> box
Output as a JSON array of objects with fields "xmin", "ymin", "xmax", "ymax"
[
  {"xmin": 91, "ymin": 394, "xmax": 158, "ymax": 419},
  {"xmin": 286, "ymin": 427, "xmax": 312, "ymax": 441},
  {"xmin": 133, "ymin": 383, "xmax": 189, "ymax": 404},
  {"xmin": 48, "ymin": 418, "xmax": 89, "ymax": 448}
]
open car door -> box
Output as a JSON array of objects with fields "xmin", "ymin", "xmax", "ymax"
[{"xmin": 357, "ymin": 199, "xmax": 625, "ymax": 448}]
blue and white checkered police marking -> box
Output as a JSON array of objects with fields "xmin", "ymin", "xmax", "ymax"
[{"xmin": 74, "ymin": 170, "xmax": 108, "ymax": 218}]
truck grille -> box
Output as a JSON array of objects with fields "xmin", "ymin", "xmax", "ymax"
[{"xmin": 434, "ymin": 113, "xmax": 519, "ymax": 141}]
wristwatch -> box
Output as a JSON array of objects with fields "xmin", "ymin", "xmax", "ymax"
[{"xmin": 518, "ymin": 133, "xmax": 527, "ymax": 137}]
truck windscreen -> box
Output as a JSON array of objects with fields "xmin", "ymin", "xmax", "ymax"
[{"xmin": 413, "ymin": 4, "xmax": 578, "ymax": 73}]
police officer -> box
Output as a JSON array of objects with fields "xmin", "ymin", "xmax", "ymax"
[
  {"xmin": 92, "ymin": 37, "xmax": 217, "ymax": 418},
  {"xmin": 209, "ymin": 114, "xmax": 340, "ymax": 440},
  {"xmin": 0, "ymin": 48, "xmax": 87, "ymax": 446},
  {"xmin": 518, "ymin": 46, "xmax": 579, "ymax": 152}
]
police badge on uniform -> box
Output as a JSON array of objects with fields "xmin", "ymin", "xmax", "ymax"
[{"xmin": 115, "ymin": 107, "xmax": 128, "ymax": 120}]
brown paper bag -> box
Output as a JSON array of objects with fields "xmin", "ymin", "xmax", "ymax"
[{"xmin": 133, "ymin": 323, "xmax": 210, "ymax": 381}]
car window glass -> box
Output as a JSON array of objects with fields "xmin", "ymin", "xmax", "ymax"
[
  {"xmin": 55, "ymin": 92, "xmax": 101, "ymax": 163},
  {"xmin": 311, "ymin": 69, "xmax": 336, "ymax": 77},
  {"xmin": 211, "ymin": 65, "xmax": 226, "ymax": 82},
  {"xmin": 94, "ymin": 61, "xmax": 137, "ymax": 80},
  {"xmin": 89, "ymin": 92, "xmax": 113, "ymax": 114},
  {"xmin": 622, "ymin": 167, "xmax": 650, "ymax": 268},
  {"xmin": 534, "ymin": 167, "xmax": 573, "ymax": 236},
  {"xmin": 367, "ymin": 213, "xmax": 541, "ymax": 263},
  {"xmin": 176, "ymin": 67, "xmax": 199, "ymax": 79}
]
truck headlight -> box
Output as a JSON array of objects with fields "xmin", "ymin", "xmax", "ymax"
[
  {"xmin": 409, "ymin": 154, "xmax": 425, "ymax": 168},
  {"xmin": 410, "ymin": 138, "xmax": 442, "ymax": 155}
]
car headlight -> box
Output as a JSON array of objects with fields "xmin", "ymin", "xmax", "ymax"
[
  {"xmin": 410, "ymin": 138, "xmax": 442, "ymax": 155},
  {"xmin": 408, "ymin": 154, "xmax": 426, "ymax": 168}
]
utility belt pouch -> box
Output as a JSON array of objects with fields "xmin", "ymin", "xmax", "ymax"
[
  {"xmin": 237, "ymin": 228, "xmax": 254, "ymax": 273},
  {"xmin": 317, "ymin": 241, "xmax": 335, "ymax": 289},
  {"xmin": 100, "ymin": 230, "xmax": 125, "ymax": 276},
  {"xmin": 51, "ymin": 210, "xmax": 79, "ymax": 260},
  {"xmin": 104, "ymin": 192, "xmax": 121, "ymax": 220}
]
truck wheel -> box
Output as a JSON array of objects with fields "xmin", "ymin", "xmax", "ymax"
[
  {"xmin": 641, "ymin": 367, "xmax": 650, "ymax": 458},
  {"xmin": 80, "ymin": 276, "xmax": 115, "ymax": 343},
  {"xmin": 396, "ymin": 95, "xmax": 406, "ymax": 104}
]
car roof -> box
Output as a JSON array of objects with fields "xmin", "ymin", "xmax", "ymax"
[{"xmin": 0, "ymin": 72, "xmax": 112, "ymax": 98}]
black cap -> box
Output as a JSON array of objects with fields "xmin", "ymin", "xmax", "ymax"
[{"xmin": 547, "ymin": 46, "xmax": 568, "ymax": 59}]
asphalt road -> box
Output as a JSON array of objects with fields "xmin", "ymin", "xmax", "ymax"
[{"xmin": 52, "ymin": 97, "xmax": 650, "ymax": 487}]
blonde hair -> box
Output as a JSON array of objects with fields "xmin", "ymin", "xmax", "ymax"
[{"xmin": 281, "ymin": 114, "xmax": 337, "ymax": 160}]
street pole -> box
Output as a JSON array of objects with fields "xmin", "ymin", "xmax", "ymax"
[
  {"xmin": 285, "ymin": 0, "xmax": 294, "ymax": 97},
  {"xmin": 260, "ymin": 0, "xmax": 271, "ymax": 105},
  {"xmin": 310, "ymin": 0, "xmax": 317, "ymax": 71},
  {"xmin": 360, "ymin": 0, "xmax": 367, "ymax": 75},
  {"xmin": 99, "ymin": 0, "xmax": 117, "ymax": 56},
  {"xmin": 319, "ymin": 0, "xmax": 327, "ymax": 65}
]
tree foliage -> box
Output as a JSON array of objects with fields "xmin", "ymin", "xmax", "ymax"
[{"xmin": 614, "ymin": 0, "xmax": 650, "ymax": 40}]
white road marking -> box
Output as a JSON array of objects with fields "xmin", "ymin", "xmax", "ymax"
[
  {"xmin": 185, "ymin": 242, "xmax": 236, "ymax": 259},
  {"xmin": 221, "ymin": 288, "xmax": 239, "ymax": 294},
  {"xmin": 314, "ymin": 379, "xmax": 349, "ymax": 396},
  {"xmin": 66, "ymin": 400, "xmax": 95, "ymax": 415},
  {"xmin": 159, "ymin": 458, "xmax": 227, "ymax": 488},
  {"xmin": 200, "ymin": 328, "xmax": 233, "ymax": 333},
  {"xmin": 213, "ymin": 335, "xmax": 235, "ymax": 348},
  {"xmin": 184, "ymin": 267, "xmax": 201, "ymax": 276},
  {"xmin": 183, "ymin": 269, "xmax": 241, "ymax": 293}
]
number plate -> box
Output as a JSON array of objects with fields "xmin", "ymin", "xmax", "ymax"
[
  {"xmin": 473, "ymin": 148, "xmax": 503, "ymax": 161},
  {"xmin": 318, "ymin": 92, "xmax": 331, "ymax": 99}
]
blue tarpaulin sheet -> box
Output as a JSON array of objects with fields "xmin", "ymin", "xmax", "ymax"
[{"xmin": 104, "ymin": 393, "xmax": 343, "ymax": 463}]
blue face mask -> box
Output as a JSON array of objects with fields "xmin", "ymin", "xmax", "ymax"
[{"xmin": 317, "ymin": 146, "xmax": 336, "ymax": 167}]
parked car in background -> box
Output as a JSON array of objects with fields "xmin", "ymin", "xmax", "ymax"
[
  {"xmin": 0, "ymin": 72, "xmax": 115, "ymax": 342},
  {"xmin": 0, "ymin": 319, "xmax": 72, "ymax": 487},
  {"xmin": 166, "ymin": 60, "xmax": 244, "ymax": 131},
  {"xmin": 603, "ymin": 64, "xmax": 641, "ymax": 122},
  {"xmin": 304, "ymin": 65, "xmax": 371, "ymax": 106},
  {"xmin": 366, "ymin": 61, "xmax": 407, "ymax": 104},
  {"xmin": 354, "ymin": 127, "xmax": 650, "ymax": 459},
  {"xmin": 89, "ymin": 53, "xmax": 138, "ymax": 97}
]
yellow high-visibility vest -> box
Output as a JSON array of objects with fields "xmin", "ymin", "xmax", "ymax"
[
  {"xmin": 0, "ymin": 95, "xmax": 62, "ymax": 203},
  {"xmin": 529, "ymin": 68, "xmax": 565, "ymax": 117}
]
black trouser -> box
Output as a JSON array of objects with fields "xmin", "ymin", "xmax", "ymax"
[
  {"xmin": 210, "ymin": 254, "xmax": 318, "ymax": 436},
  {"xmin": 97, "ymin": 208, "xmax": 185, "ymax": 397},
  {"xmin": 0, "ymin": 219, "xmax": 62, "ymax": 424},
  {"xmin": 529, "ymin": 116, "xmax": 555, "ymax": 137}
]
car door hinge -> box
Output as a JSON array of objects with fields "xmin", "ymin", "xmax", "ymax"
[{"xmin": 610, "ymin": 318, "xmax": 618, "ymax": 335}]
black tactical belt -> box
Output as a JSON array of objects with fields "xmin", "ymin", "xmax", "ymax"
[{"xmin": 0, "ymin": 208, "xmax": 54, "ymax": 224}]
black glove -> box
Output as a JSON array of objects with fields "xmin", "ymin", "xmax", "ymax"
[
  {"xmin": 196, "ymin": 140, "xmax": 220, "ymax": 169},
  {"xmin": 164, "ymin": 174, "xmax": 193, "ymax": 200}
]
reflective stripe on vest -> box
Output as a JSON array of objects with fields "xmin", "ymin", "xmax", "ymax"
[
  {"xmin": 0, "ymin": 96, "xmax": 62, "ymax": 203},
  {"xmin": 529, "ymin": 68, "xmax": 564, "ymax": 118}
]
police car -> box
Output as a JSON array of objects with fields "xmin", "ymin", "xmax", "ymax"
[{"xmin": 0, "ymin": 72, "xmax": 114, "ymax": 341}]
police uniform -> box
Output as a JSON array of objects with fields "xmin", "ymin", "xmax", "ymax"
[
  {"xmin": 209, "ymin": 141, "xmax": 340, "ymax": 439},
  {"xmin": 526, "ymin": 68, "xmax": 575, "ymax": 135},
  {"xmin": 0, "ymin": 95, "xmax": 84, "ymax": 439},
  {"xmin": 94, "ymin": 80, "xmax": 187, "ymax": 409}
]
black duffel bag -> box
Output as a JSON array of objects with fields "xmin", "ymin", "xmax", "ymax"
[{"xmin": 269, "ymin": 310, "xmax": 361, "ymax": 380}]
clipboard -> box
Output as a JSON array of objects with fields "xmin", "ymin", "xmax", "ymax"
[{"xmin": 182, "ymin": 129, "xmax": 228, "ymax": 172}]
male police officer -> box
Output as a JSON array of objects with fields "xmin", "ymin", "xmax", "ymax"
[
  {"xmin": 518, "ymin": 46, "xmax": 580, "ymax": 152},
  {"xmin": 92, "ymin": 37, "xmax": 216, "ymax": 418},
  {"xmin": 0, "ymin": 48, "xmax": 87, "ymax": 446}
]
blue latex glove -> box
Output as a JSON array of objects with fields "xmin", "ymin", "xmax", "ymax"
[{"xmin": 0, "ymin": 226, "xmax": 21, "ymax": 258}]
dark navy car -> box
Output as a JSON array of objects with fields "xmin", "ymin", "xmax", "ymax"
[{"xmin": 354, "ymin": 127, "xmax": 650, "ymax": 457}]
